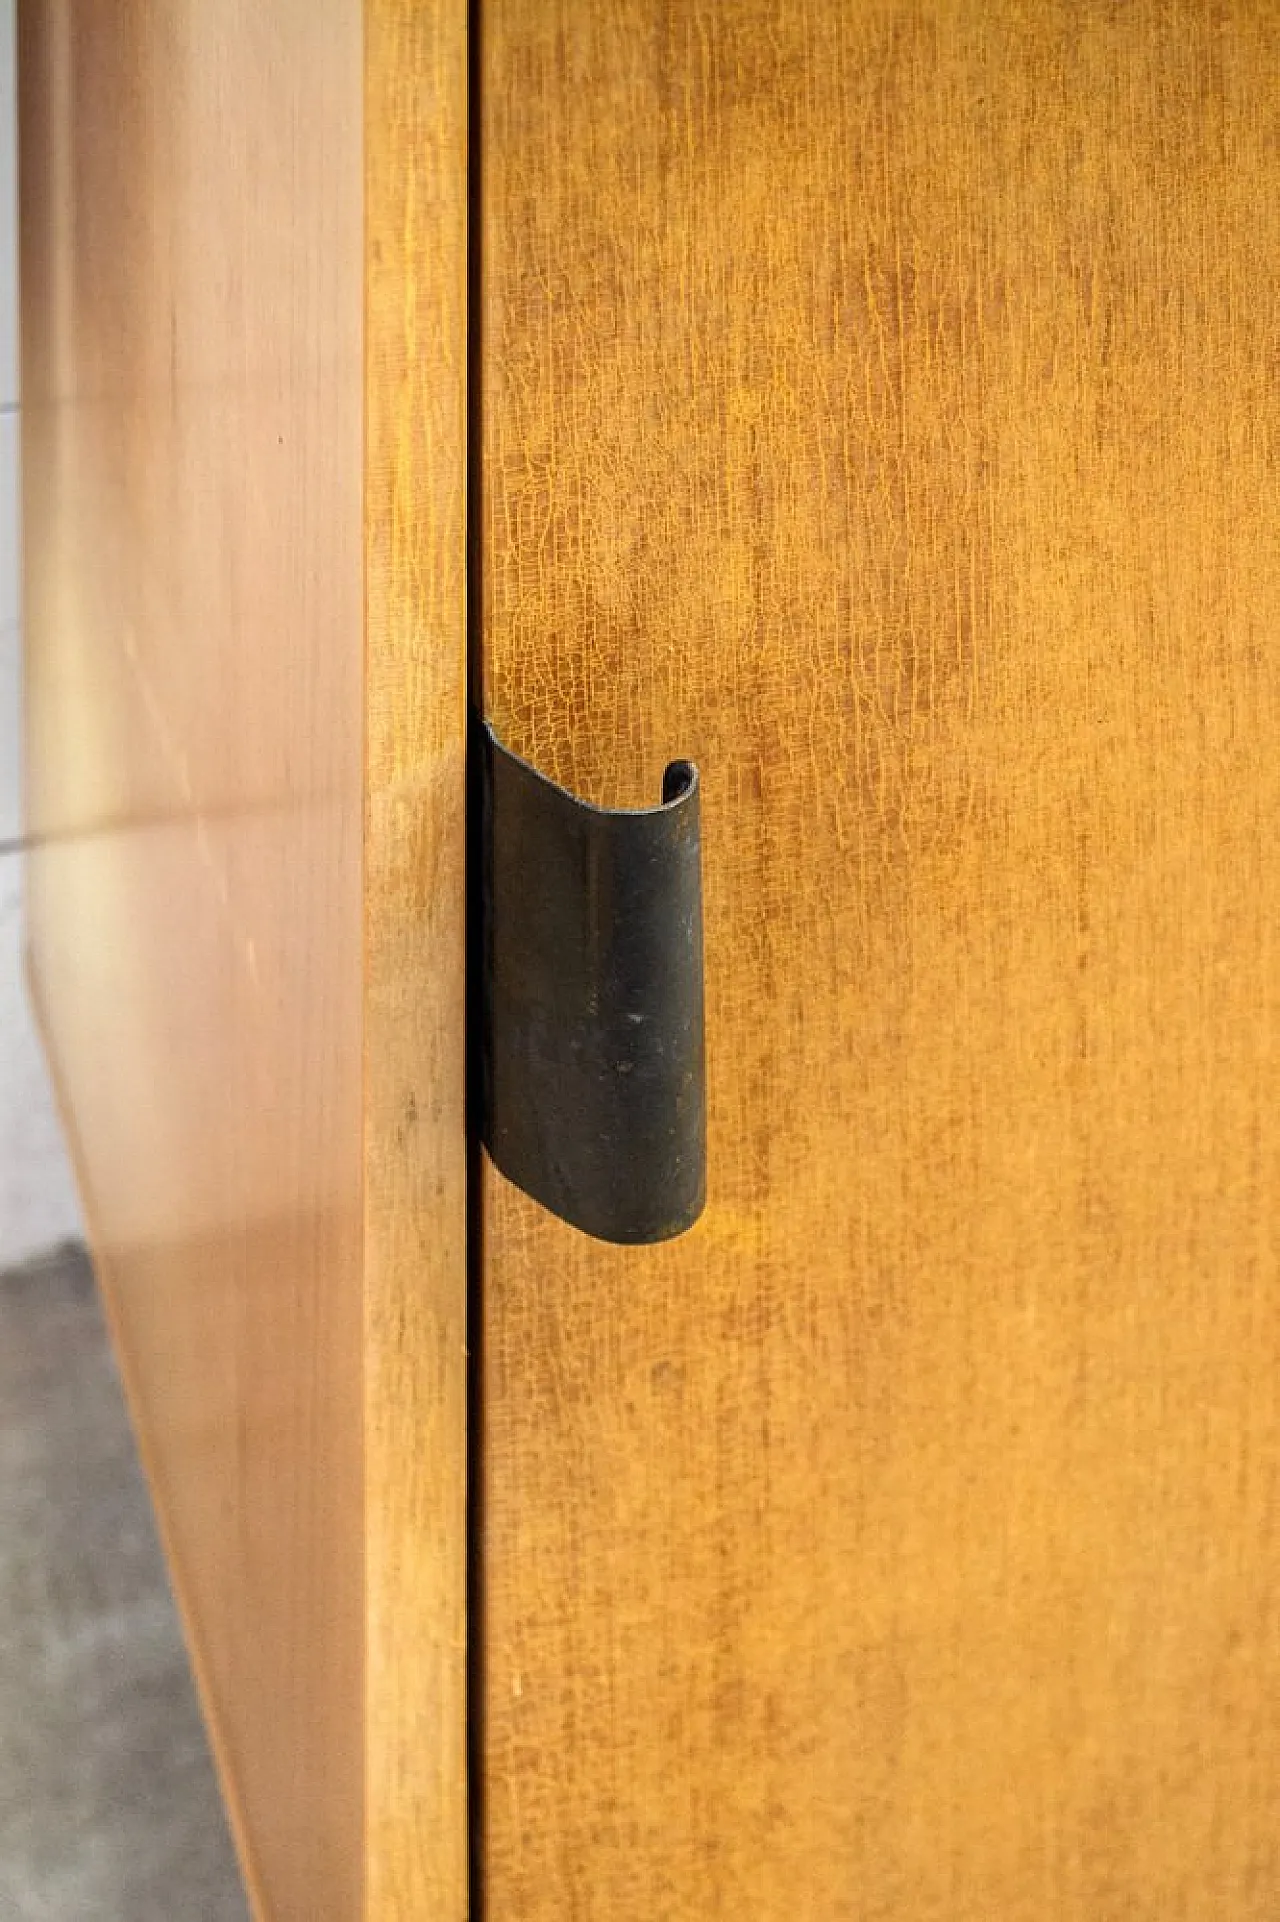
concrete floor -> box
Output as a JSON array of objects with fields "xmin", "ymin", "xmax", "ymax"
[{"xmin": 0, "ymin": 1244, "xmax": 248, "ymax": 1920}]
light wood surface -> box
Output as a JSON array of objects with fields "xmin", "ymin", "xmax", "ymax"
[
  {"xmin": 20, "ymin": 4, "xmax": 468, "ymax": 1918},
  {"xmin": 478, "ymin": 2, "xmax": 1280, "ymax": 1916}
]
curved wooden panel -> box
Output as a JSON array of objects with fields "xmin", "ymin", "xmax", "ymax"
[{"xmin": 478, "ymin": 3, "xmax": 1280, "ymax": 1917}]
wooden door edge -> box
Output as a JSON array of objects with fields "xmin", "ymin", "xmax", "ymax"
[{"xmin": 363, "ymin": 5, "xmax": 471, "ymax": 1917}]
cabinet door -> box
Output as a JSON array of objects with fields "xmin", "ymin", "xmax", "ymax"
[
  {"xmin": 476, "ymin": 4, "xmax": 1280, "ymax": 1917},
  {"xmin": 19, "ymin": 7, "xmax": 468, "ymax": 1919}
]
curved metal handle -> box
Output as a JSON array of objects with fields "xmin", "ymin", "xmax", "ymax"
[{"xmin": 477, "ymin": 719, "xmax": 706, "ymax": 1244}]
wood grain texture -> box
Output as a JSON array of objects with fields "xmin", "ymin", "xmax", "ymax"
[
  {"xmin": 19, "ymin": 5, "xmax": 366, "ymax": 1913},
  {"xmin": 364, "ymin": 3, "xmax": 469, "ymax": 1918},
  {"xmin": 478, "ymin": 2, "xmax": 1280, "ymax": 1916},
  {"xmin": 20, "ymin": 4, "xmax": 469, "ymax": 1917}
]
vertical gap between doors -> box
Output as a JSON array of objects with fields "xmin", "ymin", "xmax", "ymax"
[{"xmin": 464, "ymin": 0, "xmax": 487, "ymax": 1912}]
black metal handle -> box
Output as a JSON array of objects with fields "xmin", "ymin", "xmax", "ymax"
[{"xmin": 477, "ymin": 719, "xmax": 706, "ymax": 1244}]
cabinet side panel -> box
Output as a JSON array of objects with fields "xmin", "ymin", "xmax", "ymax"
[
  {"xmin": 479, "ymin": 3, "xmax": 1280, "ymax": 1918},
  {"xmin": 363, "ymin": 4, "xmax": 469, "ymax": 1917},
  {"xmin": 19, "ymin": 6, "xmax": 365, "ymax": 1917}
]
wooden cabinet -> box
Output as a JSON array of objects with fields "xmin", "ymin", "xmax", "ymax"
[
  {"xmin": 19, "ymin": 7, "xmax": 466, "ymax": 1917},
  {"xmin": 20, "ymin": 3, "xmax": 1280, "ymax": 1918}
]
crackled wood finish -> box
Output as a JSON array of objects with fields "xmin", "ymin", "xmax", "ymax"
[{"xmin": 478, "ymin": 3, "xmax": 1280, "ymax": 1916}]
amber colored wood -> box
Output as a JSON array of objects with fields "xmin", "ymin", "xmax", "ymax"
[
  {"xmin": 478, "ymin": 3, "xmax": 1280, "ymax": 1916},
  {"xmin": 19, "ymin": 5, "xmax": 468, "ymax": 1919},
  {"xmin": 363, "ymin": 4, "xmax": 469, "ymax": 1918}
]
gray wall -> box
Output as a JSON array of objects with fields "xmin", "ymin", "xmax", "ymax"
[{"xmin": 0, "ymin": 0, "xmax": 82, "ymax": 1264}]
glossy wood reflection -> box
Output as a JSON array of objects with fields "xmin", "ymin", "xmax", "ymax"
[
  {"xmin": 20, "ymin": 4, "xmax": 468, "ymax": 1918},
  {"xmin": 478, "ymin": 3, "xmax": 1280, "ymax": 1917}
]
